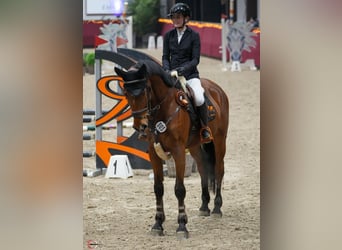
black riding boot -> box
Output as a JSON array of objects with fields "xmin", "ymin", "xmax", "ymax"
[{"xmin": 198, "ymin": 103, "xmax": 213, "ymax": 143}]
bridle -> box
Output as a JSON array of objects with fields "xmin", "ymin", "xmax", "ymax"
[{"xmin": 123, "ymin": 77, "xmax": 179, "ymax": 134}]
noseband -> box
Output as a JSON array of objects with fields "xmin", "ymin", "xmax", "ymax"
[{"xmin": 131, "ymin": 107, "xmax": 148, "ymax": 119}]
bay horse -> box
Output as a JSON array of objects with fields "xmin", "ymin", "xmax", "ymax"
[{"xmin": 114, "ymin": 59, "xmax": 229, "ymax": 238}]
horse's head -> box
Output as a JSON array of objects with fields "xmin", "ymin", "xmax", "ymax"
[{"xmin": 115, "ymin": 62, "xmax": 149, "ymax": 139}]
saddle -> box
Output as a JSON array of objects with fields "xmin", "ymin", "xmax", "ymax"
[{"xmin": 174, "ymin": 81, "xmax": 216, "ymax": 126}]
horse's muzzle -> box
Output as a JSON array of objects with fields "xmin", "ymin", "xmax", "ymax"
[{"xmin": 134, "ymin": 119, "xmax": 148, "ymax": 140}]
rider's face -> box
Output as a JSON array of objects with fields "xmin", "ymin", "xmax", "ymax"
[{"xmin": 171, "ymin": 13, "xmax": 186, "ymax": 28}]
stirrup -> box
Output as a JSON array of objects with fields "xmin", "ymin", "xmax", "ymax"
[{"xmin": 200, "ymin": 127, "xmax": 213, "ymax": 144}]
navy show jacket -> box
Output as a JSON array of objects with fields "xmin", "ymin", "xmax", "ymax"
[{"xmin": 162, "ymin": 26, "xmax": 201, "ymax": 80}]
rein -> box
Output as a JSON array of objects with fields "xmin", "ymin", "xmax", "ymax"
[
  {"xmin": 147, "ymin": 86, "xmax": 181, "ymax": 136},
  {"xmin": 148, "ymin": 87, "xmax": 170, "ymax": 115}
]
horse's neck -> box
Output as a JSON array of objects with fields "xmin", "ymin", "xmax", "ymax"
[{"xmin": 150, "ymin": 76, "xmax": 173, "ymax": 105}]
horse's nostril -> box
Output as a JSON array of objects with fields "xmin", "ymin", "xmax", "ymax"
[
  {"xmin": 140, "ymin": 124, "xmax": 147, "ymax": 132},
  {"xmin": 137, "ymin": 124, "xmax": 148, "ymax": 140}
]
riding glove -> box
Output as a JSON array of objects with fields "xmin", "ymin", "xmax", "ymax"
[{"xmin": 176, "ymin": 67, "xmax": 186, "ymax": 76}]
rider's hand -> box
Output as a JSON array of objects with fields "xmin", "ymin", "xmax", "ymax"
[{"xmin": 176, "ymin": 67, "xmax": 185, "ymax": 76}]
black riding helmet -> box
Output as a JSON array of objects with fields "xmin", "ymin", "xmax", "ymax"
[{"xmin": 168, "ymin": 3, "xmax": 191, "ymax": 18}]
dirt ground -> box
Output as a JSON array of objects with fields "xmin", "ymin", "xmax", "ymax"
[{"xmin": 83, "ymin": 49, "xmax": 260, "ymax": 249}]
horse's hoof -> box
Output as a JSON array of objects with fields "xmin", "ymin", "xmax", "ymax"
[
  {"xmin": 212, "ymin": 206, "xmax": 223, "ymax": 217},
  {"xmin": 176, "ymin": 224, "xmax": 189, "ymax": 239},
  {"xmin": 199, "ymin": 209, "xmax": 211, "ymax": 216},
  {"xmin": 151, "ymin": 228, "xmax": 164, "ymax": 236},
  {"xmin": 151, "ymin": 223, "xmax": 164, "ymax": 236},
  {"xmin": 176, "ymin": 230, "xmax": 189, "ymax": 239},
  {"xmin": 211, "ymin": 211, "xmax": 223, "ymax": 218}
]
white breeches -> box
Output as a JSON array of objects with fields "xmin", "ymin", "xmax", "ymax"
[{"xmin": 186, "ymin": 78, "xmax": 205, "ymax": 106}]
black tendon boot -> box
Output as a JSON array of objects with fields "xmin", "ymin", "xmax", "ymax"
[{"xmin": 198, "ymin": 103, "xmax": 213, "ymax": 143}]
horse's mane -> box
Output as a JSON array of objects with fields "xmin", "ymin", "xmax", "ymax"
[{"xmin": 137, "ymin": 59, "xmax": 175, "ymax": 88}]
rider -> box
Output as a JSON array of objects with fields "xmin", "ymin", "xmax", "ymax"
[{"xmin": 162, "ymin": 2, "xmax": 213, "ymax": 143}]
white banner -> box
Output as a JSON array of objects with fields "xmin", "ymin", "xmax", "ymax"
[{"xmin": 86, "ymin": 0, "xmax": 124, "ymax": 15}]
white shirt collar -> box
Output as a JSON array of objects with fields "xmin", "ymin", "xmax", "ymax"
[{"xmin": 177, "ymin": 26, "xmax": 187, "ymax": 43}]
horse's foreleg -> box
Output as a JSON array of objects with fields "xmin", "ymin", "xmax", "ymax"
[
  {"xmin": 150, "ymin": 152, "xmax": 165, "ymax": 236},
  {"xmin": 151, "ymin": 177, "xmax": 165, "ymax": 235},
  {"xmin": 174, "ymin": 153, "xmax": 189, "ymax": 239}
]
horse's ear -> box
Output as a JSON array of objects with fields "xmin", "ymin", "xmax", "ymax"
[
  {"xmin": 137, "ymin": 63, "xmax": 147, "ymax": 76},
  {"xmin": 114, "ymin": 67, "xmax": 123, "ymax": 76}
]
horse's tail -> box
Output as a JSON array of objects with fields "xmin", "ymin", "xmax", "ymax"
[{"xmin": 201, "ymin": 142, "xmax": 216, "ymax": 193}]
